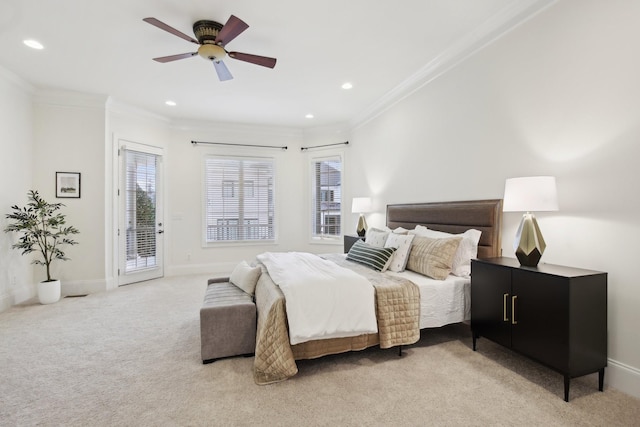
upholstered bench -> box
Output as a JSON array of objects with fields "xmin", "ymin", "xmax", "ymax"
[{"xmin": 200, "ymin": 277, "xmax": 257, "ymax": 364}]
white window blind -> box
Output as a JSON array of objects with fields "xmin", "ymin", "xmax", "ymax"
[
  {"xmin": 311, "ymin": 156, "xmax": 342, "ymax": 238},
  {"xmin": 125, "ymin": 149, "xmax": 158, "ymax": 271},
  {"xmin": 204, "ymin": 156, "xmax": 275, "ymax": 242}
]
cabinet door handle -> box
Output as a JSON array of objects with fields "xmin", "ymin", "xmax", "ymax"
[
  {"xmin": 503, "ymin": 293, "xmax": 509, "ymax": 322},
  {"xmin": 512, "ymin": 295, "xmax": 518, "ymax": 325}
]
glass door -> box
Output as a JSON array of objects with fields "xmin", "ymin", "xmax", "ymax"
[{"xmin": 118, "ymin": 141, "xmax": 164, "ymax": 285}]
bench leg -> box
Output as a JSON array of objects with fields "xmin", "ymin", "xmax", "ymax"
[{"xmin": 203, "ymin": 352, "xmax": 255, "ymax": 364}]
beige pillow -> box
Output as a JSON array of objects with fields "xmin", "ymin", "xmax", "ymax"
[
  {"xmin": 229, "ymin": 261, "xmax": 261, "ymax": 296},
  {"xmin": 406, "ymin": 236, "xmax": 462, "ymax": 280},
  {"xmin": 409, "ymin": 227, "xmax": 482, "ymax": 277}
]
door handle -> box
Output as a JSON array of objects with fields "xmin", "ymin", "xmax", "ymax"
[
  {"xmin": 503, "ymin": 293, "xmax": 509, "ymax": 322},
  {"xmin": 511, "ymin": 295, "xmax": 518, "ymax": 325},
  {"xmin": 157, "ymin": 230, "xmax": 164, "ymax": 234}
]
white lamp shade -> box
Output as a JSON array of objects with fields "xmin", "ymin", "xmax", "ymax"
[
  {"xmin": 351, "ymin": 197, "xmax": 372, "ymax": 213},
  {"xmin": 503, "ymin": 176, "xmax": 559, "ymax": 212}
]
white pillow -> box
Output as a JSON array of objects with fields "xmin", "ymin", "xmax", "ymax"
[
  {"xmin": 384, "ymin": 233, "xmax": 415, "ymax": 272},
  {"xmin": 392, "ymin": 227, "xmax": 410, "ymax": 235},
  {"xmin": 365, "ymin": 228, "xmax": 390, "ymax": 248},
  {"xmin": 229, "ymin": 261, "xmax": 262, "ymax": 296},
  {"xmin": 412, "ymin": 224, "xmax": 429, "ymax": 234},
  {"xmin": 410, "ymin": 227, "xmax": 482, "ymax": 277}
]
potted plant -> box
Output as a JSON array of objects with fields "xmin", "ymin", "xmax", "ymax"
[{"xmin": 4, "ymin": 190, "xmax": 79, "ymax": 304}]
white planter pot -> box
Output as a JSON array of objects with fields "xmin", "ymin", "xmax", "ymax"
[{"xmin": 38, "ymin": 280, "xmax": 61, "ymax": 304}]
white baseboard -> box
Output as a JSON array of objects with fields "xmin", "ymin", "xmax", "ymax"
[
  {"xmin": 62, "ymin": 279, "xmax": 108, "ymax": 296},
  {"xmin": 606, "ymin": 357, "xmax": 640, "ymax": 399},
  {"xmin": 0, "ymin": 285, "xmax": 36, "ymax": 313},
  {"xmin": 105, "ymin": 276, "xmax": 117, "ymax": 291},
  {"xmin": 0, "ymin": 291, "xmax": 12, "ymax": 313}
]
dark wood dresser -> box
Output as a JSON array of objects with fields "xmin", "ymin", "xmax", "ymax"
[{"xmin": 471, "ymin": 257, "xmax": 607, "ymax": 401}]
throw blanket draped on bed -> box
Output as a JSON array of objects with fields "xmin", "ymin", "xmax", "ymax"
[
  {"xmin": 254, "ymin": 253, "xmax": 420, "ymax": 385},
  {"xmin": 256, "ymin": 252, "xmax": 378, "ymax": 345}
]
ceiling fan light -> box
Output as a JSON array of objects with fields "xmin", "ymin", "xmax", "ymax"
[{"xmin": 197, "ymin": 43, "xmax": 227, "ymax": 61}]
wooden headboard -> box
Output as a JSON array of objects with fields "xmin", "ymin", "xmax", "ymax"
[{"xmin": 386, "ymin": 199, "xmax": 503, "ymax": 259}]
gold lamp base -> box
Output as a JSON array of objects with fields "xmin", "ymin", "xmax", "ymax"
[
  {"xmin": 514, "ymin": 212, "xmax": 546, "ymax": 267},
  {"xmin": 356, "ymin": 214, "xmax": 368, "ymax": 237}
]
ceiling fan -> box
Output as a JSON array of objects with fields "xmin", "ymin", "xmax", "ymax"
[{"xmin": 143, "ymin": 15, "xmax": 277, "ymax": 81}]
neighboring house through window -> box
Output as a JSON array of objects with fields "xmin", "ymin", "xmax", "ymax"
[
  {"xmin": 310, "ymin": 155, "xmax": 342, "ymax": 239},
  {"xmin": 204, "ymin": 156, "xmax": 275, "ymax": 243}
]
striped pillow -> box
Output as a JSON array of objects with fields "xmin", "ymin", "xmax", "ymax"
[
  {"xmin": 346, "ymin": 240, "xmax": 396, "ymax": 272},
  {"xmin": 406, "ymin": 235, "xmax": 462, "ymax": 280}
]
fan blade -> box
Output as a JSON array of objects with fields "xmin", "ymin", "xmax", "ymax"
[
  {"xmin": 213, "ymin": 61, "xmax": 233, "ymax": 81},
  {"xmin": 152, "ymin": 52, "xmax": 198, "ymax": 63},
  {"xmin": 214, "ymin": 15, "xmax": 249, "ymax": 46},
  {"xmin": 143, "ymin": 17, "xmax": 199, "ymax": 44},
  {"xmin": 228, "ymin": 52, "xmax": 277, "ymax": 68}
]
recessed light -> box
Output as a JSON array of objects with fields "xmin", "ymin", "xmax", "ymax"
[
  {"xmin": 165, "ymin": 100, "xmax": 176, "ymax": 106},
  {"xmin": 305, "ymin": 114, "xmax": 314, "ymax": 119},
  {"xmin": 341, "ymin": 82, "xmax": 353, "ymax": 90},
  {"xmin": 23, "ymin": 39, "xmax": 44, "ymax": 50}
]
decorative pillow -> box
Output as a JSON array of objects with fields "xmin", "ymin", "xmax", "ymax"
[
  {"xmin": 365, "ymin": 228, "xmax": 390, "ymax": 248},
  {"xmin": 347, "ymin": 240, "xmax": 396, "ymax": 272},
  {"xmin": 229, "ymin": 260, "xmax": 262, "ymax": 296},
  {"xmin": 406, "ymin": 236, "xmax": 462, "ymax": 280},
  {"xmin": 410, "ymin": 228, "xmax": 482, "ymax": 277},
  {"xmin": 384, "ymin": 233, "xmax": 415, "ymax": 272}
]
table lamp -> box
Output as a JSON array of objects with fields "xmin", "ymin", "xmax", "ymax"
[
  {"xmin": 351, "ymin": 197, "xmax": 372, "ymax": 237},
  {"xmin": 503, "ymin": 176, "xmax": 559, "ymax": 267}
]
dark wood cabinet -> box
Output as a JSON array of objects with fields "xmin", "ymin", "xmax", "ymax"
[
  {"xmin": 343, "ymin": 235, "xmax": 363, "ymax": 253},
  {"xmin": 471, "ymin": 257, "xmax": 607, "ymax": 402}
]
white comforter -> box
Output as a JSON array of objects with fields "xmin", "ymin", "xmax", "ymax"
[{"xmin": 256, "ymin": 252, "xmax": 378, "ymax": 345}]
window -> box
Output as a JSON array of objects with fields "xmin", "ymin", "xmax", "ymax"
[
  {"xmin": 123, "ymin": 149, "xmax": 159, "ymax": 271},
  {"xmin": 311, "ymin": 156, "xmax": 342, "ymax": 238},
  {"xmin": 204, "ymin": 156, "xmax": 275, "ymax": 243}
]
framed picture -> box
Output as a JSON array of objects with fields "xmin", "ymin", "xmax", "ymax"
[{"xmin": 56, "ymin": 172, "xmax": 81, "ymax": 198}]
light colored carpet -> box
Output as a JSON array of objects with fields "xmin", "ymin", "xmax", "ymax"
[{"xmin": 1, "ymin": 274, "xmax": 639, "ymax": 426}]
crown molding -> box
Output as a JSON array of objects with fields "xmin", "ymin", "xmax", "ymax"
[
  {"xmin": 170, "ymin": 118, "xmax": 304, "ymax": 139},
  {"xmin": 106, "ymin": 97, "xmax": 171, "ymax": 123},
  {"xmin": 350, "ymin": 0, "xmax": 557, "ymax": 130},
  {"xmin": 34, "ymin": 88, "xmax": 109, "ymax": 110},
  {"xmin": 0, "ymin": 64, "xmax": 35, "ymax": 93}
]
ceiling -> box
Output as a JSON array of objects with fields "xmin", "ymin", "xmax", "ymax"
[{"xmin": 0, "ymin": 0, "xmax": 552, "ymax": 129}]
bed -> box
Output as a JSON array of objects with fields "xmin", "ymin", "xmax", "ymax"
[{"xmin": 253, "ymin": 199, "xmax": 503, "ymax": 385}]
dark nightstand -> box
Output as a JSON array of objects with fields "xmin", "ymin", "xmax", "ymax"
[
  {"xmin": 471, "ymin": 257, "xmax": 607, "ymax": 402},
  {"xmin": 343, "ymin": 235, "xmax": 364, "ymax": 253}
]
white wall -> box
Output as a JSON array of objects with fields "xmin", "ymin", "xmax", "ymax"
[
  {"xmin": 346, "ymin": 0, "xmax": 640, "ymax": 398},
  {"xmin": 165, "ymin": 121, "xmax": 310, "ymax": 276},
  {"xmin": 106, "ymin": 102, "xmax": 172, "ymax": 288},
  {"xmin": 32, "ymin": 90, "xmax": 109, "ymax": 295},
  {"xmin": 0, "ymin": 68, "xmax": 35, "ymax": 309},
  {"xmin": 107, "ymin": 111, "xmax": 348, "ymax": 280}
]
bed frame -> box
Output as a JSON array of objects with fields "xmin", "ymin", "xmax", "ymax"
[
  {"xmin": 386, "ymin": 199, "xmax": 503, "ymax": 259},
  {"xmin": 291, "ymin": 199, "xmax": 503, "ymax": 359},
  {"xmin": 254, "ymin": 199, "xmax": 504, "ymax": 384}
]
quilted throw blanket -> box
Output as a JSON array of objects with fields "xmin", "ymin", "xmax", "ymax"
[
  {"xmin": 256, "ymin": 252, "xmax": 378, "ymax": 345},
  {"xmin": 253, "ymin": 253, "xmax": 420, "ymax": 385}
]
